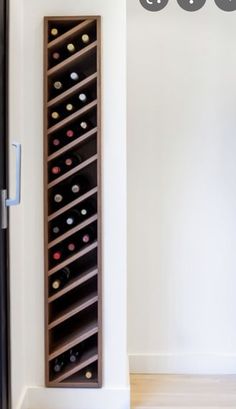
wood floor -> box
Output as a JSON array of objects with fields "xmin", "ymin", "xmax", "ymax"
[{"xmin": 131, "ymin": 374, "xmax": 236, "ymax": 408}]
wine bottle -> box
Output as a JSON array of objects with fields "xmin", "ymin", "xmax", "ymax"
[
  {"xmin": 84, "ymin": 368, "xmax": 93, "ymax": 380},
  {"xmin": 53, "ymin": 185, "xmax": 65, "ymax": 204},
  {"xmin": 81, "ymin": 34, "xmax": 90, "ymax": 44},
  {"xmin": 66, "ymin": 103, "xmax": 74, "ymax": 112},
  {"xmin": 53, "ymin": 81, "xmax": 63, "ymax": 90},
  {"xmin": 50, "ymin": 153, "xmax": 81, "ymax": 179},
  {"xmin": 64, "ymin": 152, "xmax": 82, "ymax": 169},
  {"xmin": 78, "ymin": 93, "xmax": 87, "ymax": 103},
  {"xmin": 52, "ymin": 52, "xmax": 60, "ymax": 60},
  {"xmin": 53, "ymin": 357, "xmax": 64, "ymax": 373},
  {"xmin": 70, "ymin": 72, "xmax": 79, "ymax": 81},
  {"xmin": 51, "ymin": 28, "xmax": 58, "ymax": 37},
  {"xmin": 51, "ymin": 137, "xmax": 61, "ymax": 148},
  {"xmin": 51, "ymin": 184, "xmax": 67, "ymax": 210},
  {"xmin": 69, "ymin": 348, "xmax": 80, "ymax": 363},
  {"xmin": 69, "ymin": 175, "xmax": 86, "ymax": 196},
  {"xmin": 79, "ymin": 120, "xmax": 93, "ymax": 131},
  {"xmin": 82, "ymin": 228, "xmax": 94, "ymax": 244},
  {"xmin": 67, "ymin": 242, "xmax": 76, "ymax": 252},
  {"xmin": 51, "ymin": 165, "xmax": 61, "ymax": 176},
  {"xmin": 51, "ymin": 111, "xmax": 60, "ymax": 120},
  {"xmin": 65, "ymin": 209, "xmax": 80, "ymax": 227},
  {"xmin": 52, "ymin": 250, "xmax": 62, "ymax": 261},
  {"xmin": 79, "ymin": 203, "xmax": 93, "ymax": 218},
  {"xmin": 67, "ymin": 43, "xmax": 75, "ymax": 52},
  {"xmin": 51, "ymin": 267, "xmax": 71, "ymax": 291},
  {"xmin": 80, "ymin": 121, "xmax": 88, "ymax": 130},
  {"xmin": 52, "ymin": 225, "xmax": 60, "ymax": 235},
  {"xmin": 66, "ymin": 129, "xmax": 74, "ymax": 138}
]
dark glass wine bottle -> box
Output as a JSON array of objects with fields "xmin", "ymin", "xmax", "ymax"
[
  {"xmin": 53, "ymin": 356, "xmax": 65, "ymax": 373},
  {"xmin": 51, "ymin": 28, "xmax": 58, "ymax": 37},
  {"xmin": 67, "ymin": 242, "xmax": 76, "ymax": 253},
  {"xmin": 53, "ymin": 192, "xmax": 64, "ymax": 204},
  {"xmin": 69, "ymin": 348, "xmax": 80, "ymax": 363},
  {"xmin": 66, "ymin": 103, "xmax": 74, "ymax": 112},
  {"xmin": 66, "ymin": 129, "xmax": 74, "ymax": 138},
  {"xmin": 51, "ymin": 267, "xmax": 71, "ymax": 291},
  {"xmin": 50, "ymin": 153, "xmax": 81, "ymax": 178},
  {"xmin": 50, "ymin": 165, "xmax": 61, "ymax": 176},
  {"xmin": 67, "ymin": 43, "xmax": 75, "ymax": 53},
  {"xmin": 70, "ymin": 72, "xmax": 79, "ymax": 81},
  {"xmin": 81, "ymin": 227, "xmax": 95, "ymax": 244},
  {"xmin": 81, "ymin": 33, "xmax": 90, "ymax": 44},
  {"xmin": 84, "ymin": 367, "xmax": 93, "ymax": 380},
  {"xmin": 78, "ymin": 92, "xmax": 88, "ymax": 104},
  {"xmin": 51, "ymin": 137, "xmax": 61, "ymax": 148},
  {"xmin": 52, "ymin": 225, "xmax": 60, "ymax": 235},
  {"xmin": 79, "ymin": 120, "xmax": 93, "ymax": 132},
  {"xmin": 50, "ymin": 185, "xmax": 67, "ymax": 208},
  {"xmin": 65, "ymin": 209, "xmax": 80, "ymax": 227},
  {"xmin": 69, "ymin": 71, "xmax": 86, "ymax": 85},
  {"xmin": 78, "ymin": 203, "xmax": 94, "ymax": 218},
  {"xmin": 69, "ymin": 175, "xmax": 86, "ymax": 196},
  {"xmin": 53, "ymin": 81, "xmax": 63, "ymax": 90},
  {"xmin": 52, "ymin": 52, "xmax": 60, "ymax": 61},
  {"xmin": 64, "ymin": 152, "xmax": 82, "ymax": 169},
  {"xmin": 52, "ymin": 250, "xmax": 62, "ymax": 262},
  {"xmin": 51, "ymin": 111, "xmax": 60, "ymax": 120}
]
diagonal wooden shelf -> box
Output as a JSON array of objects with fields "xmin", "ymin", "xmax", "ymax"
[
  {"xmin": 47, "ymin": 41, "xmax": 97, "ymax": 77},
  {"xmin": 48, "ymin": 241, "xmax": 98, "ymax": 277},
  {"xmin": 47, "ymin": 99, "xmax": 97, "ymax": 135},
  {"xmin": 49, "ymin": 292, "xmax": 98, "ymax": 330},
  {"xmin": 48, "ymin": 267, "xmax": 98, "ymax": 303},
  {"xmin": 48, "ymin": 73, "xmax": 97, "ymax": 107},
  {"xmin": 51, "ymin": 348, "xmax": 98, "ymax": 384},
  {"xmin": 48, "ymin": 187, "xmax": 98, "ymax": 221},
  {"xmin": 48, "ymin": 214, "xmax": 98, "ymax": 249},
  {"xmin": 48, "ymin": 380, "xmax": 99, "ymax": 388},
  {"xmin": 48, "ymin": 154, "xmax": 98, "ymax": 189},
  {"xmin": 49, "ymin": 319, "xmax": 98, "ymax": 361},
  {"xmin": 48, "ymin": 19, "xmax": 95, "ymax": 50},
  {"xmin": 48, "ymin": 127, "xmax": 97, "ymax": 162}
]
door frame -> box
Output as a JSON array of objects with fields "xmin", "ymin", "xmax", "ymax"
[{"xmin": 0, "ymin": 0, "xmax": 10, "ymax": 408}]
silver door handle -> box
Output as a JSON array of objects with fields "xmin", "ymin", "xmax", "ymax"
[
  {"xmin": 6, "ymin": 142, "xmax": 21, "ymax": 206},
  {"xmin": 1, "ymin": 142, "xmax": 22, "ymax": 229}
]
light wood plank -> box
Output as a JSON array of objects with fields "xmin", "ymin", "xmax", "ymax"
[{"xmin": 131, "ymin": 374, "xmax": 236, "ymax": 408}]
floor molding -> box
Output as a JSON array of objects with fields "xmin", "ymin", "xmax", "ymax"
[
  {"xmin": 20, "ymin": 385, "xmax": 130, "ymax": 409},
  {"xmin": 129, "ymin": 353, "xmax": 236, "ymax": 374},
  {"xmin": 16, "ymin": 388, "xmax": 28, "ymax": 409}
]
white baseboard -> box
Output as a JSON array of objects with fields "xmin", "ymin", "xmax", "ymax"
[
  {"xmin": 20, "ymin": 386, "xmax": 130, "ymax": 409},
  {"xmin": 129, "ymin": 353, "xmax": 236, "ymax": 374},
  {"xmin": 16, "ymin": 388, "xmax": 28, "ymax": 409}
]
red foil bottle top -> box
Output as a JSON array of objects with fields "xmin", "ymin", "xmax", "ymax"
[
  {"xmin": 52, "ymin": 52, "xmax": 60, "ymax": 60},
  {"xmin": 65, "ymin": 158, "xmax": 73, "ymax": 166},
  {"xmin": 53, "ymin": 251, "xmax": 61, "ymax": 260},
  {"xmin": 66, "ymin": 130, "xmax": 74, "ymax": 138},
  {"xmin": 52, "ymin": 166, "xmax": 61, "ymax": 175},
  {"xmin": 82, "ymin": 234, "xmax": 90, "ymax": 243},
  {"xmin": 52, "ymin": 138, "xmax": 60, "ymax": 146},
  {"xmin": 68, "ymin": 243, "xmax": 76, "ymax": 252}
]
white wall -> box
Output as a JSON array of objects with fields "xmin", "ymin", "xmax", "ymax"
[
  {"xmin": 10, "ymin": 1, "xmax": 128, "ymax": 409},
  {"xmin": 127, "ymin": 0, "xmax": 236, "ymax": 374}
]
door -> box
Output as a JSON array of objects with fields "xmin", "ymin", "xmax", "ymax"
[{"xmin": 0, "ymin": 0, "xmax": 10, "ymax": 409}]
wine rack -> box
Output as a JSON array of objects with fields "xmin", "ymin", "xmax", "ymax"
[{"xmin": 44, "ymin": 16, "xmax": 102, "ymax": 388}]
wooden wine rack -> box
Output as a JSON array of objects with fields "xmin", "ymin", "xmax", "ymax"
[{"xmin": 44, "ymin": 16, "xmax": 102, "ymax": 388}]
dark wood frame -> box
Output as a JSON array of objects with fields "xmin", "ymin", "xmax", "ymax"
[
  {"xmin": 44, "ymin": 16, "xmax": 102, "ymax": 388},
  {"xmin": 0, "ymin": 0, "xmax": 10, "ymax": 407}
]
